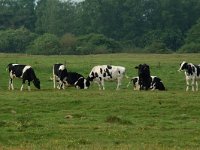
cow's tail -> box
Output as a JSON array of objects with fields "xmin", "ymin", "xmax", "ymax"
[
  {"xmin": 125, "ymin": 74, "xmax": 129, "ymax": 79},
  {"xmin": 126, "ymin": 81, "xmax": 131, "ymax": 88}
]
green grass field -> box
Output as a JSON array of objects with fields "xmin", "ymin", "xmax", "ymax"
[{"xmin": 0, "ymin": 53, "xmax": 200, "ymax": 150}]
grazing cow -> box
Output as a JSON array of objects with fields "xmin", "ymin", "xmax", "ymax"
[
  {"xmin": 178, "ymin": 61, "xmax": 200, "ymax": 91},
  {"xmin": 7, "ymin": 63, "xmax": 40, "ymax": 91},
  {"xmin": 52, "ymin": 63, "xmax": 68, "ymax": 89},
  {"xmin": 87, "ymin": 65, "xmax": 126, "ymax": 90},
  {"xmin": 127, "ymin": 76, "xmax": 165, "ymax": 91},
  {"xmin": 52, "ymin": 64, "xmax": 89, "ymax": 89},
  {"xmin": 135, "ymin": 64, "xmax": 151, "ymax": 90}
]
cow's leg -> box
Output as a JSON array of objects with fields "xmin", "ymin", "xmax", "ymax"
[
  {"xmin": 28, "ymin": 81, "xmax": 31, "ymax": 91},
  {"xmin": 20, "ymin": 80, "xmax": 26, "ymax": 91},
  {"xmin": 53, "ymin": 75, "xmax": 56, "ymax": 89},
  {"xmin": 9, "ymin": 78, "xmax": 14, "ymax": 90},
  {"xmin": 101, "ymin": 80, "xmax": 105, "ymax": 90},
  {"xmin": 186, "ymin": 77, "xmax": 190, "ymax": 91},
  {"xmin": 96, "ymin": 81, "xmax": 102, "ymax": 90},
  {"xmin": 191, "ymin": 78, "xmax": 195, "ymax": 92},
  {"xmin": 196, "ymin": 81, "xmax": 198, "ymax": 91},
  {"xmin": 116, "ymin": 78, "xmax": 122, "ymax": 90}
]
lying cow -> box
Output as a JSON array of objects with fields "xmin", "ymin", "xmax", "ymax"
[
  {"xmin": 87, "ymin": 65, "xmax": 126, "ymax": 90},
  {"xmin": 178, "ymin": 61, "xmax": 200, "ymax": 91},
  {"xmin": 127, "ymin": 76, "xmax": 165, "ymax": 91},
  {"xmin": 7, "ymin": 63, "xmax": 40, "ymax": 91},
  {"xmin": 67, "ymin": 72, "xmax": 90, "ymax": 89},
  {"xmin": 52, "ymin": 63, "xmax": 89, "ymax": 89}
]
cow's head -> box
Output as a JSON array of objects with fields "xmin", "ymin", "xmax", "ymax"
[
  {"xmin": 74, "ymin": 77, "xmax": 90, "ymax": 89},
  {"xmin": 135, "ymin": 64, "xmax": 150, "ymax": 78},
  {"xmin": 87, "ymin": 71, "xmax": 98, "ymax": 82},
  {"xmin": 178, "ymin": 61, "xmax": 188, "ymax": 72},
  {"xmin": 33, "ymin": 78, "xmax": 40, "ymax": 89},
  {"xmin": 178, "ymin": 61, "xmax": 195, "ymax": 75}
]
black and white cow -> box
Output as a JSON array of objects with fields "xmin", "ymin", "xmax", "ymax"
[
  {"xmin": 52, "ymin": 63, "xmax": 89, "ymax": 89},
  {"xmin": 67, "ymin": 72, "xmax": 90, "ymax": 89},
  {"xmin": 127, "ymin": 76, "xmax": 165, "ymax": 91},
  {"xmin": 87, "ymin": 65, "xmax": 126, "ymax": 90},
  {"xmin": 178, "ymin": 61, "xmax": 200, "ymax": 91},
  {"xmin": 53, "ymin": 63, "xmax": 68, "ymax": 89},
  {"xmin": 7, "ymin": 63, "xmax": 40, "ymax": 91},
  {"xmin": 135, "ymin": 64, "xmax": 151, "ymax": 90}
]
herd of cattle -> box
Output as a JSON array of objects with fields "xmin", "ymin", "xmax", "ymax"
[{"xmin": 6, "ymin": 61, "xmax": 200, "ymax": 92}]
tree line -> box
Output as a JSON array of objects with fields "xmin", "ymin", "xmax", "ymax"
[{"xmin": 0, "ymin": 0, "xmax": 200, "ymax": 55}]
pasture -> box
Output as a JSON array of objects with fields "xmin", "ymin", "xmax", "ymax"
[{"xmin": 0, "ymin": 53, "xmax": 200, "ymax": 150}]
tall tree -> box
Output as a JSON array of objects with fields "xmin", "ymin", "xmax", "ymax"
[
  {"xmin": 35, "ymin": 0, "xmax": 76, "ymax": 36},
  {"xmin": 0, "ymin": 0, "xmax": 36, "ymax": 30}
]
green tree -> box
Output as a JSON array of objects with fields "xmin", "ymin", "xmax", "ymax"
[
  {"xmin": 35, "ymin": 0, "xmax": 76, "ymax": 36},
  {"xmin": 179, "ymin": 19, "xmax": 200, "ymax": 53},
  {"xmin": 0, "ymin": 0, "xmax": 36, "ymax": 30},
  {"xmin": 0, "ymin": 27, "xmax": 37, "ymax": 53}
]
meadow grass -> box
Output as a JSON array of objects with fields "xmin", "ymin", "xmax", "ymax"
[{"xmin": 0, "ymin": 53, "xmax": 200, "ymax": 150}]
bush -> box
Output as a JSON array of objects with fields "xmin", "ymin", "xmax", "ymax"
[
  {"xmin": 60, "ymin": 33, "xmax": 77, "ymax": 54},
  {"xmin": 144, "ymin": 41, "xmax": 171, "ymax": 53},
  {"xmin": 27, "ymin": 33, "xmax": 61, "ymax": 55},
  {"xmin": 141, "ymin": 29, "xmax": 184, "ymax": 51},
  {"xmin": 75, "ymin": 33, "xmax": 122, "ymax": 55},
  {"xmin": 178, "ymin": 42, "xmax": 200, "ymax": 53},
  {"xmin": 0, "ymin": 27, "xmax": 37, "ymax": 53}
]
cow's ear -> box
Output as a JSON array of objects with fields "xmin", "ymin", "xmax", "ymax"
[{"xmin": 135, "ymin": 66, "xmax": 139, "ymax": 69}]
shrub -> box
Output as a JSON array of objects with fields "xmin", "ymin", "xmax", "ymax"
[
  {"xmin": 60, "ymin": 33, "xmax": 77, "ymax": 54},
  {"xmin": 0, "ymin": 27, "xmax": 37, "ymax": 53},
  {"xmin": 144, "ymin": 41, "xmax": 171, "ymax": 53},
  {"xmin": 178, "ymin": 42, "xmax": 200, "ymax": 53},
  {"xmin": 141, "ymin": 29, "xmax": 184, "ymax": 51},
  {"xmin": 75, "ymin": 33, "xmax": 122, "ymax": 55},
  {"xmin": 27, "ymin": 33, "xmax": 61, "ymax": 55}
]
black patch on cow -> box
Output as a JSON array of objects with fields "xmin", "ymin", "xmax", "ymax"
[
  {"xmin": 106, "ymin": 68, "xmax": 112, "ymax": 78},
  {"xmin": 118, "ymin": 70, "xmax": 121, "ymax": 74},
  {"xmin": 99, "ymin": 77, "xmax": 102, "ymax": 81},
  {"xmin": 196, "ymin": 65, "xmax": 200, "ymax": 76},
  {"xmin": 103, "ymin": 72, "xmax": 106, "ymax": 77},
  {"xmin": 187, "ymin": 64, "xmax": 193, "ymax": 75},
  {"xmin": 107, "ymin": 65, "xmax": 112, "ymax": 69},
  {"xmin": 66, "ymin": 72, "xmax": 83, "ymax": 85},
  {"xmin": 181, "ymin": 62, "xmax": 188, "ymax": 70},
  {"xmin": 100, "ymin": 68, "xmax": 103, "ymax": 74},
  {"xmin": 95, "ymin": 72, "xmax": 99, "ymax": 77}
]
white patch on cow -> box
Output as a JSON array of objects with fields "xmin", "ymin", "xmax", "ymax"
[
  {"xmin": 59, "ymin": 65, "xmax": 65, "ymax": 71},
  {"xmin": 21, "ymin": 66, "xmax": 31, "ymax": 78},
  {"xmin": 84, "ymin": 79, "xmax": 88, "ymax": 89}
]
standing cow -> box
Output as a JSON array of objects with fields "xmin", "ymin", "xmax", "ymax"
[
  {"xmin": 7, "ymin": 63, "xmax": 40, "ymax": 91},
  {"xmin": 53, "ymin": 63, "xmax": 68, "ymax": 89},
  {"xmin": 178, "ymin": 61, "xmax": 200, "ymax": 91},
  {"xmin": 87, "ymin": 65, "xmax": 126, "ymax": 90}
]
